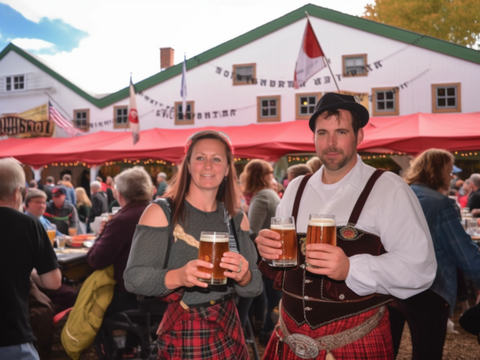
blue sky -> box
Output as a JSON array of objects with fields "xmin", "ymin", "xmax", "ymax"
[
  {"xmin": 0, "ymin": 3, "xmax": 88, "ymax": 54},
  {"xmin": 0, "ymin": 0, "xmax": 370, "ymax": 94}
]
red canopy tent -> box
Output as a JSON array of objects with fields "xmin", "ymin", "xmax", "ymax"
[
  {"xmin": 0, "ymin": 121, "xmax": 316, "ymax": 166},
  {"xmin": 359, "ymin": 112, "xmax": 480, "ymax": 155},
  {"xmin": 1, "ymin": 111, "xmax": 479, "ymax": 166}
]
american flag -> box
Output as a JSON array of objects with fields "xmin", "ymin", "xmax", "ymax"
[{"xmin": 48, "ymin": 101, "xmax": 82, "ymax": 137}]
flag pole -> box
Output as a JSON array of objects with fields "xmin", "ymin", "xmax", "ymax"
[{"xmin": 305, "ymin": 11, "xmax": 340, "ymax": 92}]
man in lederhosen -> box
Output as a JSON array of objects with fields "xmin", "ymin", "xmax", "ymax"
[{"xmin": 255, "ymin": 93, "xmax": 437, "ymax": 360}]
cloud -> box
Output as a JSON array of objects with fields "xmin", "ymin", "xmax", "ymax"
[
  {"xmin": 11, "ymin": 38, "xmax": 55, "ymax": 52},
  {"xmin": 0, "ymin": 0, "xmax": 370, "ymax": 94},
  {"xmin": 0, "ymin": 2, "xmax": 88, "ymax": 53}
]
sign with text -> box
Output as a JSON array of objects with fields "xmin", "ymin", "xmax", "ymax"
[{"xmin": 0, "ymin": 104, "xmax": 54, "ymax": 138}]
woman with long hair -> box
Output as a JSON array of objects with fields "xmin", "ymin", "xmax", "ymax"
[
  {"xmin": 75, "ymin": 187, "xmax": 91, "ymax": 234},
  {"xmin": 124, "ymin": 130, "xmax": 262, "ymax": 359},
  {"xmin": 389, "ymin": 149, "xmax": 480, "ymax": 360},
  {"xmin": 242, "ymin": 159, "xmax": 281, "ymax": 344}
]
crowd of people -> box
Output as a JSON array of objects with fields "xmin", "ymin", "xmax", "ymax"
[{"xmin": 2, "ymin": 92, "xmax": 480, "ymax": 360}]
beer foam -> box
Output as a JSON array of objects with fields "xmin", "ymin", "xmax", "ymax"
[
  {"xmin": 200, "ymin": 233, "xmax": 229, "ymax": 242},
  {"xmin": 308, "ymin": 219, "xmax": 336, "ymax": 227},
  {"xmin": 271, "ymin": 224, "xmax": 296, "ymax": 230}
]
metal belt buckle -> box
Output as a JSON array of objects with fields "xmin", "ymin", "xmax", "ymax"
[{"xmin": 283, "ymin": 333, "xmax": 319, "ymax": 359}]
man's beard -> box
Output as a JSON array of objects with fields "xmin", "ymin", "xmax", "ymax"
[{"xmin": 319, "ymin": 147, "xmax": 352, "ymax": 171}]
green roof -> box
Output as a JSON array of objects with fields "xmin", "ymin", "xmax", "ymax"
[{"xmin": 1, "ymin": 3, "xmax": 478, "ymax": 108}]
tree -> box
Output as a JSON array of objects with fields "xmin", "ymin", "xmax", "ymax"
[{"xmin": 363, "ymin": 0, "xmax": 480, "ymax": 48}]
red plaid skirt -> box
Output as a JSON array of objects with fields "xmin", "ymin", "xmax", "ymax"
[
  {"xmin": 263, "ymin": 307, "xmax": 393, "ymax": 360},
  {"xmin": 156, "ymin": 298, "xmax": 248, "ymax": 359}
]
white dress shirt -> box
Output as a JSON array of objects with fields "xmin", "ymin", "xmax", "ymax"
[{"xmin": 277, "ymin": 155, "xmax": 437, "ymax": 299}]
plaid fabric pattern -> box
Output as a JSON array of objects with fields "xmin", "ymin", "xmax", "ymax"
[
  {"xmin": 156, "ymin": 298, "xmax": 248, "ymax": 359},
  {"xmin": 263, "ymin": 307, "xmax": 393, "ymax": 360}
]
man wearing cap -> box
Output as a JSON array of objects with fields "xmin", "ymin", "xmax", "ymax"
[
  {"xmin": 256, "ymin": 93, "xmax": 436, "ymax": 359},
  {"xmin": 0, "ymin": 158, "xmax": 61, "ymax": 360},
  {"xmin": 155, "ymin": 172, "xmax": 168, "ymax": 198},
  {"xmin": 45, "ymin": 186, "xmax": 79, "ymax": 235},
  {"xmin": 25, "ymin": 190, "xmax": 63, "ymax": 236}
]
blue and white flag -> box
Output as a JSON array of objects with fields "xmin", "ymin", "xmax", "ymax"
[{"xmin": 181, "ymin": 55, "xmax": 187, "ymax": 118}]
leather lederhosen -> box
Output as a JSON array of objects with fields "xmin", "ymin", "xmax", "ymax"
[{"xmin": 281, "ymin": 169, "xmax": 392, "ymax": 329}]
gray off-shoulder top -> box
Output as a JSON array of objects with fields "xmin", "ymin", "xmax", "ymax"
[{"xmin": 124, "ymin": 200, "xmax": 263, "ymax": 305}]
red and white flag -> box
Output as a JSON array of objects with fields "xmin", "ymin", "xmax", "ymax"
[
  {"xmin": 48, "ymin": 101, "xmax": 82, "ymax": 137},
  {"xmin": 294, "ymin": 18, "xmax": 326, "ymax": 89},
  {"xmin": 128, "ymin": 78, "xmax": 140, "ymax": 144}
]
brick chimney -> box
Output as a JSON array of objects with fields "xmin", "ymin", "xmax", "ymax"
[{"xmin": 160, "ymin": 47, "xmax": 174, "ymax": 69}]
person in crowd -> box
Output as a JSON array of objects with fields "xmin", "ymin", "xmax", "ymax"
[
  {"xmin": 108, "ymin": 189, "xmax": 120, "ymax": 213},
  {"xmin": 75, "ymin": 187, "xmax": 92, "ymax": 234},
  {"xmin": 23, "ymin": 189, "xmax": 78, "ymax": 312},
  {"xmin": 124, "ymin": 130, "xmax": 263, "ymax": 359},
  {"xmin": 28, "ymin": 179, "xmax": 38, "ymax": 189},
  {"xmin": 44, "ymin": 186, "xmax": 79, "ymax": 235},
  {"xmin": 255, "ymin": 93, "xmax": 436, "ymax": 359},
  {"xmin": 155, "ymin": 172, "xmax": 168, "ymax": 198},
  {"xmin": 96, "ymin": 176, "xmax": 108, "ymax": 192},
  {"xmin": 306, "ymin": 156, "xmax": 323, "ymax": 173},
  {"xmin": 468, "ymin": 174, "xmax": 480, "ymax": 216},
  {"xmin": 87, "ymin": 167, "xmax": 153, "ymax": 317},
  {"xmin": 106, "ymin": 175, "xmax": 114, "ymax": 188},
  {"xmin": 0, "ymin": 158, "xmax": 61, "ymax": 360},
  {"xmin": 242, "ymin": 159, "xmax": 282, "ymax": 344},
  {"xmin": 105, "ymin": 176, "xmax": 115, "ymax": 205},
  {"xmin": 286, "ymin": 163, "xmax": 312, "ymax": 182},
  {"xmin": 59, "ymin": 174, "xmax": 77, "ymax": 206},
  {"xmin": 24, "ymin": 190, "xmax": 62, "ymax": 236},
  {"xmin": 44, "ymin": 176, "xmax": 55, "ymax": 202},
  {"xmin": 87, "ymin": 181, "xmax": 108, "ymax": 226},
  {"xmin": 459, "ymin": 179, "xmax": 472, "ymax": 208},
  {"xmin": 273, "ymin": 179, "xmax": 285, "ymax": 199},
  {"xmin": 80, "ymin": 170, "xmax": 90, "ymax": 195},
  {"xmin": 459, "ymin": 297, "xmax": 480, "ymax": 345},
  {"xmin": 390, "ymin": 148, "xmax": 480, "ymax": 359}
]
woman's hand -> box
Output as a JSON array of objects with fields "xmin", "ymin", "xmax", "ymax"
[
  {"xmin": 165, "ymin": 259, "xmax": 214, "ymax": 289},
  {"xmin": 220, "ymin": 251, "xmax": 251, "ymax": 286}
]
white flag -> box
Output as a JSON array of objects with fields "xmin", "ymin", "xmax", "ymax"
[
  {"xmin": 181, "ymin": 55, "xmax": 187, "ymax": 118},
  {"xmin": 128, "ymin": 78, "xmax": 140, "ymax": 144},
  {"xmin": 294, "ymin": 18, "xmax": 326, "ymax": 89}
]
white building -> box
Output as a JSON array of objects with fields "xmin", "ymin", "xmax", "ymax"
[{"xmin": 1, "ymin": 3, "xmax": 478, "ymax": 139}]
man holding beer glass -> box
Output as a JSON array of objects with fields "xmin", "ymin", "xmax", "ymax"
[
  {"xmin": 125, "ymin": 130, "xmax": 262, "ymax": 359},
  {"xmin": 256, "ymin": 93, "xmax": 437, "ymax": 359}
]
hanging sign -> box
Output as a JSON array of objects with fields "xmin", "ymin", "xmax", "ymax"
[{"xmin": 0, "ymin": 104, "xmax": 54, "ymax": 138}]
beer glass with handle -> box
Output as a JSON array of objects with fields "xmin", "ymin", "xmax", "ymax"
[
  {"xmin": 271, "ymin": 216, "xmax": 297, "ymax": 267},
  {"xmin": 306, "ymin": 214, "xmax": 336, "ymax": 268},
  {"xmin": 197, "ymin": 231, "xmax": 230, "ymax": 285}
]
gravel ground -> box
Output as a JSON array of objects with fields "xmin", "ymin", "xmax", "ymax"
[{"xmin": 48, "ymin": 302, "xmax": 480, "ymax": 360}]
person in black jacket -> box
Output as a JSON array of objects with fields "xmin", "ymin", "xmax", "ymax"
[{"xmin": 87, "ymin": 181, "xmax": 108, "ymax": 226}]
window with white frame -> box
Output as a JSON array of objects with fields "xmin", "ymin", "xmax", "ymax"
[
  {"xmin": 296, "ymin": 93, "xmax": 321, "ymax": 120},
  {"xmin": 5, "ymin": 75, "xmax": 25, "ymax": 91},
  {"xmin": 233, "ymin": 63, "xmax": 256, "ymax": 85},
  {"xmin": 257, "ymin": 96, "xmax": 281, "ymax": 122},
  {"xmin": 342, "ymin": 55, "xmax": 367, "ymax": 77},
  {"xmin": 372, "ymin": 87, "xmax": 399, "ymax": 116},
  {"xmin": 432, "ymin": 83, "xmax": 461, "ymax": 113},
  {"xmin": 174, "ymin": 101, "xmax": 195, "ymax": 125},
  {"xmin": 73, "ymin": 109, "xmax": 89, "ymax": 130},
  {"xmin": 114, "ymin": 106, "xmax": 128, "ymax": 128}
]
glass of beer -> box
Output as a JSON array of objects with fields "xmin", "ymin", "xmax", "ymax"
[
  {"xmin": 68, "ymin": 228, "xmax": 78, "ymax": 237},
  {"xmin": 46, "ymin": 224, "xmax": 56, "ymax": 246},
  {"xmin": 56, "ymin": 235, "xmax": 67, "ymax": 251},
  {"xmin": 271, "ymin": 217, "xmax": 297, "ymax": 267},
  {"xmin": 306, "ymin": 214, "xmax": 336, "ymax": 268},
  {"xmin": 197, "ymin": 231, "xmax": 229, "ymax": 285}
]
